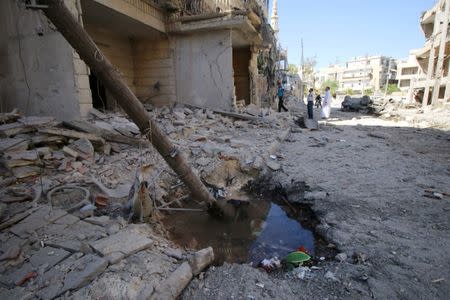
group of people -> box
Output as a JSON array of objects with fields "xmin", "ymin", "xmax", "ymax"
[
  {"xmin": 276, "ymin": 80, "xmax": 332, "ymax": 119},
  {"xmin": 307, "ymin": 87, "xmax": 331, "ymax": 119}
]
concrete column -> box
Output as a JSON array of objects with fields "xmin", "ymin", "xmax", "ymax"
[
  {"xmin": 423, "ymin": 38, "xmax": 436, "ymax": 107},
  {"xmin": 431, "ymin": 0, "xmax": 450, "ymax": 106},
  {"xmin": 444, "ymin": 59, "xmax": 450, "ymax": 101},
  {"xmin": 249, "ymin": 47, "xmax": 260, "ymax": 106}
]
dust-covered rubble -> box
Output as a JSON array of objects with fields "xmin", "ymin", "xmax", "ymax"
[{"xmin": 0, "ymin": 102, "xmax": 298, "ymax": 299}]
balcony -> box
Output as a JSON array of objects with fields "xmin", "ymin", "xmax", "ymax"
[{"xmin": 168, "ymin": 0, "xmax": 268, "ymax": 18}]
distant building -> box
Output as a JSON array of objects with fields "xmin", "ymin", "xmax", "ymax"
[
  {"xmin": 340, "ymin": 56, "xmax": 396, "ymax": 93},
  {"xmin": 396, "ymin": 50, "xmax": 426, "ymax": 95},
  {"xmin": 315, "ymin": 56, "xmax": 396, "ymax": 94},
  {"xmin": 314, "ymin": 64, "xmax": 344, "ymax": 88}
]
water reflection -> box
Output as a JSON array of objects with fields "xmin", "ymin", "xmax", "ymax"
[
  {"xmin": 248, "ymin": 203, "xmax": 314, "ymax": 264},
  {"xmin": 162, "ymin": 199, "xmax": 315, "ymax": 264}
]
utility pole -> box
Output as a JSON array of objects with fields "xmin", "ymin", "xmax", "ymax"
[
  {"xmin": 384, "ymin": 59, "xmax": 392, "ymax": 97},
  {"xmin": 362, "ymin": 55, "xmax": 368, "ymax": 96},
  {"xmin": 301, "ymin": 38, "xmax": 304, "ymax": 81},
  {"xmin": 431, "ymin": 0, "xmax": 450, "ymax": 106}
]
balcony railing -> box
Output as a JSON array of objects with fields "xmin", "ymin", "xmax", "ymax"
[{"xmin": 171, "ymin": 0, "xmax": 268, "ymax": 18}]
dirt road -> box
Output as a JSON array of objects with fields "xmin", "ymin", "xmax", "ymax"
[{"xmin": 183, "ymin": 103, "xmax": 450, "ymax": 299}]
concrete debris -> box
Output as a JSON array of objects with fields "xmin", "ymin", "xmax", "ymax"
[
  {"xmin": 335, "ymin": 252, "xmax": 348, "ymax": 262},
  {"xmin": 89, "ymin": 229, "xmax": 153, "ymax": 260},
  {"xmin": 188, "ymin": 247, "xmax": 215, "ymax": 276},
  {"xmin": 0, "ymin": 105, "xmax": 295, "ymax": 298},
  {"xmin": 151, "ymin": 262, "xmax": 193, "ymax": 300},
  {"xmin": 266, "ymin": 160, "xmax": 281, "ymax": 171},
  {"xmin": 164, "ymin": 248, "xmax": 183, "ymax": 260},
  {"xmin": 61, "ymin": 254, "xmax": 108, "ymax": 293}
]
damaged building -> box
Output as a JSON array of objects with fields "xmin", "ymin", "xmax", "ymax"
[
  {"xmin": 415, "ymin": 0, "xmax": 450, "ymax": 105},
  {"xmin": 0, "ymin": 0, "xmax": 278, "ymax": 120}
]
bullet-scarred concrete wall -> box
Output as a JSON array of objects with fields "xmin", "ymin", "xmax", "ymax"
[
  {"xmin": 0, "ymin": 0, "xmax": 92, "ymax": 120},
  {"xmin": 175, "ymin": 30, "xmax": 234, "ymax": 111}
]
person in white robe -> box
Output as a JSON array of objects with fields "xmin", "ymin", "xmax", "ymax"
[{"xmin": 321, "ymin": 86, "xmax": 331, "ymax": 119}]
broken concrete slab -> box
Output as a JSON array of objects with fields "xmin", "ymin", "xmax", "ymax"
[
  {"xmin": 164, "ymin": 248, "xmax": 183, "ymax": 260},
  {"xmin": 244, "ymin": 104, "xmax": 261, "ymax": 116},
  {"xmin": 151, "ymin": 262, "xmax": 193, "ymax": 300},
  {"xmin": 60, "ymin": 254, "xmax": 108, "ymax": 294},
  {"xmin": 68, "ymin": 138, "xmax": 94, "ymax": 159},
  {"xmin": 0, "ymin": 122, "xmax": 36, "ymax": 137},
  {"xmin": 0, "ymin": 209, "xmax": 36, "ymax": 231},
  {"xmin": 188, "ymin": 247, "xmax": 214, "ymax": 276},
  {"xmin": 266, "ymin": 160, "xmax": 281, "ymax": 171},
  {"xmin": 37, "ymin": 128, "xmax": 105, "ymax": 147},
  {"xmin": 90, "ymin": 229, "xmax": 153, "ymax": 259},
  {"xmin": 9, "ymin": 206, "xmax": 67, "ymax": 238},
  {"xmin": 18, "ymin": 116, "xmax": 56, "ymax": 127},
  {"xmin": 54, "ymin": 214, "xmax": 80, "ymax": 226},
  {"xmin": 29, "ymin": 246, "xmax": 71, "ymax": 270},
  {"xmin": 0, "ymin": 138, "xmax": 30, "ymax": 152},
  {"xmin": 11, "ymin": 166, "xmax": 41, "ymax": 179},
  {"xmin": 62, "ymin": 146, "xmax": 78, "ymax": 158},
  {"xmin": 84, "ymin": 216, "xmax": 110, "ymax": 227}
]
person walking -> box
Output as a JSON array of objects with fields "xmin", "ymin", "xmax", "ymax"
[
  {"xmin": 321, "ymin": 86, "xmax": 331, "ymax": 119},
  {"xmin": 307, "ymin": 88, "xmax": 314, "ymax": 119},
  {"xmin": 277, "ymin": 80, "xmax": 288, "ymax": 112}
]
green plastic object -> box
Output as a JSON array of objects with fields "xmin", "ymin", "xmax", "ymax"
[{"xmin": 285, "ymin": 251, "xmax": 311, "ymax": 265}]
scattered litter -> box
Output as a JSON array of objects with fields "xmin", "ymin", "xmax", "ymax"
[
  {"xmin": 284, "ymin": 251, "xmax": 311, "ymax": 266},
  {"xmin": 292, "ymin": 266, "xmax": 311, "ymax": 280},
  {"xmin": 431, "ymin": 278, "xmax": 445, "ymax": 283},
  {"xmin": 15, "ymin": 271, "xmax": 37, "ymax": 286},
  {"xmin": 95, "ymin": 194, "xmax": 108, "ymax": 207},
  {"xmin": 259, "ymin": 257, "xmax": 281, "ymax": 272},
  {"xmin": 255, "ymin": 282, "xmax": 265, "ymax": 288}
]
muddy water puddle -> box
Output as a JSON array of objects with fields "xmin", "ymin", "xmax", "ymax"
[{"xmin": 163, "ymin": 197, "xmax": 329, "ymax": 265}]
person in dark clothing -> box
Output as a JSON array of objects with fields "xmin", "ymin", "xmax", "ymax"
[
  {"xmin": 277, "ymin": 81, "xmax": 288, "ymax": 112},
  {"xmin": 315, "ymin": 94, "xmax": 322, "ymax": 108},
  {"xmin": 307, "ymin": 88, "xmax": 314, "ymax": 119}
]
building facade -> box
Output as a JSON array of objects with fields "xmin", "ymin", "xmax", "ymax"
[
  {"xmin": 0, "ymin": 0, "xmax": 275, "ymax": 120},
  {"xmin": 396, "ymin": 50, "xmax": 426, "ymax": 96},
  {"xmin": 315, "ymin": 56, "xmax": 396, "ymax": 94},
  {"xmin": 340, "ymin": 56, "xmax": 395, "ymax": 93},
  {"xmin": 415, "ymin": 0, "xmax": 449, "ymax": 105}
]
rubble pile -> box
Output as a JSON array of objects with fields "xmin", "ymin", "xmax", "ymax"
[{"xmin": 0, "ymin": 104, "xmax": 294, "ymax": 298}]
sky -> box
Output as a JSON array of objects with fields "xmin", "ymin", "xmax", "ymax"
[{"xmin": 273, "ymin": 0, "xmax": 437, "ymax": 69}]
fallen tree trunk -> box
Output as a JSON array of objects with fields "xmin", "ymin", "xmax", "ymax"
[{"xmin": 40, "ymin": 0, "xmax": 221, "ymax": 215}]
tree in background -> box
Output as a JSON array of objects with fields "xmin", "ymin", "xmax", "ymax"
[
  {"xmin": 302, "ymin": 57, "xmax": 317, "ymax": 94},
  {"xmin": 288, "ymin": 64, "xmax": 298, "ymax": 74},
  {"xmin": 345, "ymin": 88, "xmax": 354, "ymax": 96},
  {"xmin": 302, "ymin": 57, "xmax": 316, "ymax": 80},
  {"xmin": 364, "ymin": 89, "xmax": 374, "ymax": 96},
  {"xmin": 321, "ymin": 79, "xmax": 339, "ymax": 95},
  {"xmin": 386, "ymin": 84, "xmax": 400, "ymax": 95}
]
